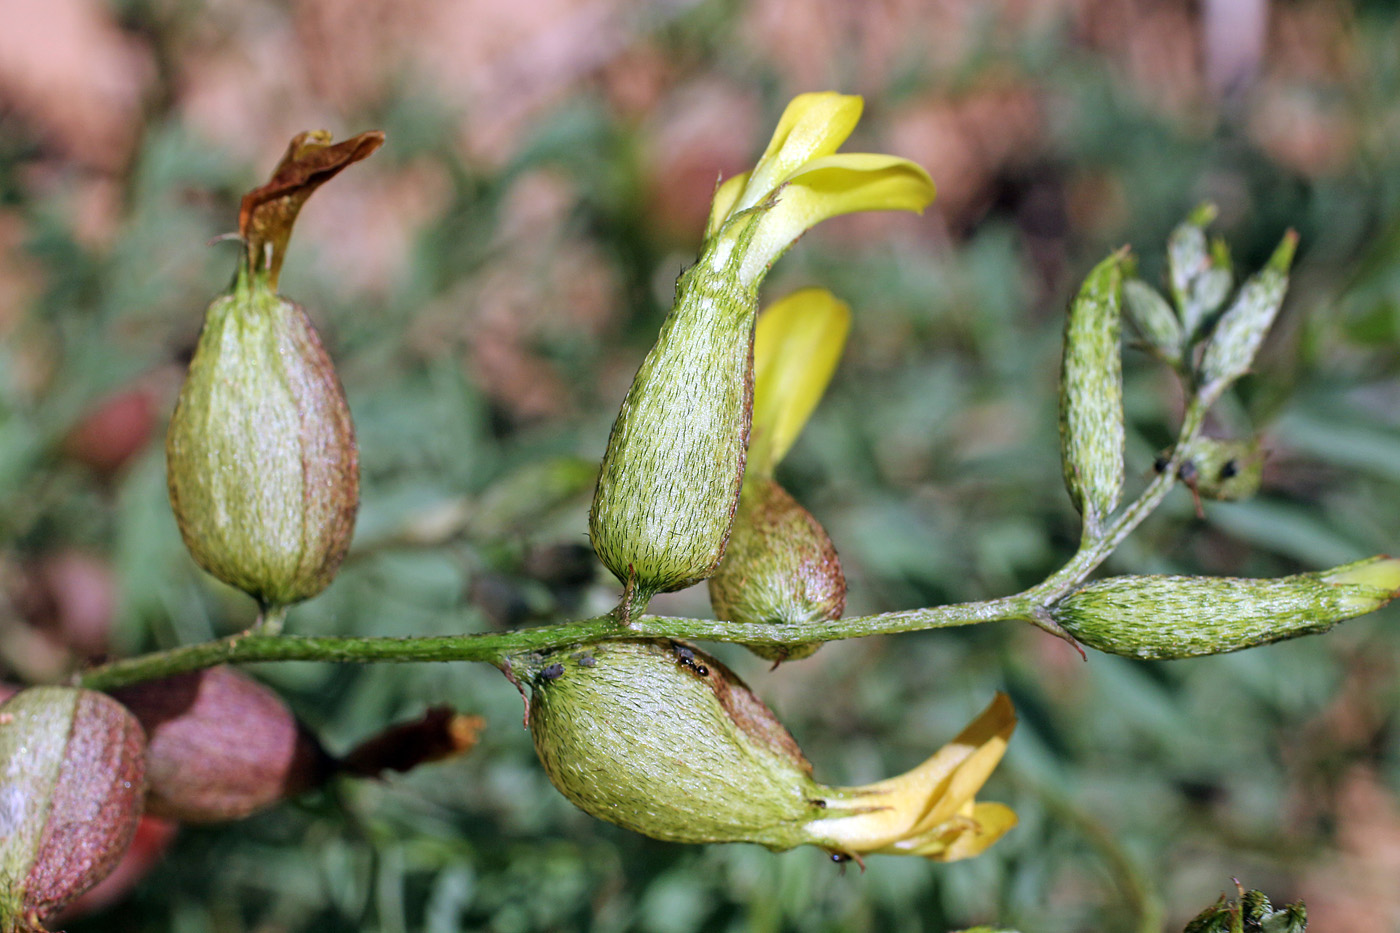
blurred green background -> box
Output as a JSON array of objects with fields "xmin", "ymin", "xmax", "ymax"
[{"xmin": 3, "ymin": 0, "xmax": 1400, "ymax": 930}]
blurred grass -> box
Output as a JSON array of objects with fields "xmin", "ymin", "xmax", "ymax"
[{"xmin": 3, "ymin": 0, "xmax": 1400, "ymax": 930}]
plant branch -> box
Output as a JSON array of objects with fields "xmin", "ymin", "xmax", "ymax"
[
  {"xmin": 79, "ymin": 594, "xmax": 1036, "ymax": 691},
  {"xmin": 1029, "ymin": 397, "xmax": 1207, "ymax": 603},
  {"xmin": 78, "ymin": 392, "xmax": 1210, "ymax": 694}
]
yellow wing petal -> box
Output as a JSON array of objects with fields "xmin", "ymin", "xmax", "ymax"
[
  {"xmin": 739, "ymin": 154, "xmax": 936, "ymax": 284},
  {"xmin": 806, "ymin": 693, "xmax": 1015, "ymax": 853},
  {"xmin": 876, "ymin": 801, "xmax": 1019, "ymax": 861},
  {"xmin": 749, "ymin": 289, "xmax": 851, "ymax": 476}
]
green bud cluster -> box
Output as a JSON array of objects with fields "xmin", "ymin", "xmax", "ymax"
[{"xmin": 1120, "ymin": 202, "xmax": 1296, "ymax": 407}]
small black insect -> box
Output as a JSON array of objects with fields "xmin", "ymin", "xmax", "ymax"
[
  {"xmin": 539, "ymin": 662, "xmax": 565, "ymax": 683},
  {"xmin": 578, "ymin": 656, "xmax": 597, "ymax": 668},
  {"xmin": 673, "ymin": 644, "xmax": 710, "ymax": 677},
  {"xmin": 1218, "ymin": 458, "xmax": 1239, "ymax": 480}
]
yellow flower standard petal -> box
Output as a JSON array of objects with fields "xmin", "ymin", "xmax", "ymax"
[
  {"xmin": 737, "ymin": 93, "xmax": 864, "ymax": 216},
  {"xmin": 749, "ymin": 288, "xmax": 851, "ymax": 477},
  {"xmin": 702, "ymin": 93, "xmax": 936, "ymax": 286},
  {"xmin": 806, "ymin": 693, "xmax": 1017, "ymax": 861}
]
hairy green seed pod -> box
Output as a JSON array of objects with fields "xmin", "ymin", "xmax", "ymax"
[
  {"xmin": 109, "ymin": 667, "xmax": 333, "ymax": 823},
  {"xmin": 1059, "ymin": 249, "xmax": 1127, "ymax": 536},
  {"xmin": 1051, "ymin": 556, "xmax": 1400, "ymax": 660},
  {"xmin": 523, "ymin": 639, "xmax": 822, "ymax": 849},
  {"xmin": 708, "ymin": 478, "xmax": 845, "ymax": 663},
  {"xmin": 166, "ymin": 131, "xmax": 381, "ymax": 610},
  {"xmin": 1, "ymin": 687, "xmax": 145, "ymax": 931},
  {"xmin": 1196, "ymin": 231, "xmax": 1296, "ymax": 406},
  {"xmin": 589, "ymin": 241, "xmax": 757, "ymax": 603},
  {"xmin": 522, "ymin": 641, "xmax": 1018, "ymax": 862},
  {"xmin": 167, "ymin": 282, "xmax": 358, "ymax": 608}
]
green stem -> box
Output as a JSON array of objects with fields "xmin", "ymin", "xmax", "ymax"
[
  {"xmin": 252, "ymin": 604, "xmax": 288, "ymax": 636},
  {"xmin": 79, "ymin": 595, "xmax": 1035, "ymax": 691},
  {"xmin": 1029, "ymin": 398, "xmax": 1207, "ymax": 604},
  {"xmin": 78, "ymin": 394, "xmax": 1209, "ymax": 694}
]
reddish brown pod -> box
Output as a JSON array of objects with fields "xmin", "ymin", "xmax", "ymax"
[
  {"xmin": 52, "ymin": 816, "xmax": 178, "ymax": 925},
  {"xmin": 61, "ymin": 385, "xmax": 158, "ymax": 474},
  {"xmin": 0, "ymin": 686, "xmax": 146, "ymax": 932},
  {"xmin": 109, "ymin": 666, "xmax": 332, "ymax": 823}
]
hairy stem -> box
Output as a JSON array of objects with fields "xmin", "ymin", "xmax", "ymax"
[
  {"xmin": 1029, "ymin": 398, "xmax": 1206, "ymax": 603},
  {"xmin": 80, "ymin": 595, "xmax": 1035, "ymax": 691},
  {"xmin": 78, "ymin": 398, "xmax": 1208, "ymax": 694}
]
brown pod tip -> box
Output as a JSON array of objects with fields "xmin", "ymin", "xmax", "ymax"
[{"xmin": 339, "ymin": 707, "xmax": 485, "ymax": 778}]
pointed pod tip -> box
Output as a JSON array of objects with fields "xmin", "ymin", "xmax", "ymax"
[
  {"xmin": 1270, "ymin": 229, "xmax": 1300, "ymax": 272},
  {"xmin": 1324, "ymin": 555, "xmax": 1400, "ymax": 594},
  {"xmin": 1187, "ymin": 201, "xmax": 1220, "ymax": 228}
]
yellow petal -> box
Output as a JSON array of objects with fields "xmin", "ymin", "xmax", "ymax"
[
  {"xmin": 738, "ymin": 153, "xmax": 936, "ymax": 284},
  {"xmin": 906, "ymin": 731, "xmax": 1011, "ymax": 835},
  {"xmin": 807, "ymin": 693, "xmax": 1016, "ymax": 852},
  {"xmin": 735, "ymin": 93, "xmax": 864, "ymax": 217},
  {"xmin": 749, "ymin": 289, "xmax": 851, "ymax": 476},
  {"xmin": 706, "ymin": 173, "xmax": 750, "ymax": 240},
  {"xmin": 876, "ymin": 802, "xmax": 1019, "ymax": 861}
]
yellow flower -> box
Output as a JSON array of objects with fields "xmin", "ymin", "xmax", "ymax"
[
  {"xmin": 588, "ymin": 93, "xmax": 931, "ymax": 603},
  {"xmin": 748, "ymin": 287, "xmax": 851, "ymax": 477},
  {"xmin": 704, "ymin": 92, "xmax": 936, "ymax": 286},
  {"xmin": 526, "ymin": 640, "xmax": 1019, "ymax": 864},
  {"xmin": 806, "ymin": 692, "xmax": 1018, "ymax": 862}
]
